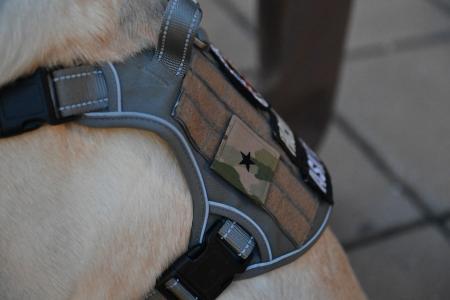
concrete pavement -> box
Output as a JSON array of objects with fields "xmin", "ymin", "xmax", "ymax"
[{"xmin": 200, "ymin": 0, "xmax": 450, "ymax": 298}]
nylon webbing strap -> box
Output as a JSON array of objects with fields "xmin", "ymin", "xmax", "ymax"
[
  {"xmin": 218, "ymin": 220, "xmax": 255, "ymax": 260},
  {"xmin": 146, "ymin": 290, "xmax": 170, "ymax": 300},
  {"xmin": 51, "ymin": 66, "xmax": 109, "ymax": 118},
  {"xmin": 164, "ymin": 279, "xmax": 197, "ymax": 300},
  {"xmin": 0, "ymin": 66, "xmax": 108, "ymax": 137},
  {"xmin": 157, "ymin": 0, "xmax": 202, "ymax": 76}
]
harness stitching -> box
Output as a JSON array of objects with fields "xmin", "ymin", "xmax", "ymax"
[
  {"xmin": 53, "ymin": 70, "xmax": 102, "ymax": 82},
  {"xmin": 221, "ymin": 221, "xmax": 236, "ymax": 240},
  {"xmin": 158, "ymin": 0, "xmax": 179, "ymax": 61},
  {"xmin": 239, "ymin": 237, "xmax": 255, "ymax": 258},
  {"xmin": 175, "ymin": 9, "xmax": 199, "ymax": 76},
  {"xmin": 59, "ymin": 98, "xmax": 108, "ymax": 112}
]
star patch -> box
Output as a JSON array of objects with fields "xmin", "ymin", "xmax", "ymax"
[
  {"xmin": 239, "ymin": 152, "xmax": 256, "ymax": 172},
  {"xmin": 211, "ymin": 115, "xmax": 280, "ymax": 205}
]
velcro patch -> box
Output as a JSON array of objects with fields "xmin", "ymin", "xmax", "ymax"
[
  {"xmin": 209, "ymin": 45, "xmax": 271, "ymax": 110},
  {"xmin": 297, "ymin": 139, "xmax": 333, "ymax": 203},
  {"xmin": 271, "ymin": 110, "xmax": 333, "ymax": 204},
  {"xmin": 271, "ymin": 110, "xmax": 297, "ymax": 159},
  {"xmin": 211, "ymin": 115, "xmax": 280, "ymax": 205}
]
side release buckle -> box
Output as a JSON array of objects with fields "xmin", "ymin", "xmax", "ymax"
[
  {"xmin": 156, "ymin": 220, "xmax": 255, "ymax": 300},
  {"xmin": 0, "ymin": 69, "xmax": 67, "ymax": 138}
]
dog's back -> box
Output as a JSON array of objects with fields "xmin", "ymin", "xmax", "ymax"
[{"xmin": 0, "ymin": 1, "xmax": 366, "ymax": 299}]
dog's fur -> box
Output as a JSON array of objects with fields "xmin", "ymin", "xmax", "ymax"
[
  {"xmin": 0, "ymin": 1, "xmax": 366, "ymax": 299},
  {"xmin": 0, "ymin": 0, "xmax": 165, "ymax": 86}
]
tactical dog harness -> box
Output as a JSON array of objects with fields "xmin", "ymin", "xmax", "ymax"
[{"xmin": 0, "ymin": 1, "xmax": 333, "ymax": 299}]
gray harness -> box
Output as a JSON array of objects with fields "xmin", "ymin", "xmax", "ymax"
[{"xmin": 0, "ymin": 1, "xmax": 333, "ymax": 299}]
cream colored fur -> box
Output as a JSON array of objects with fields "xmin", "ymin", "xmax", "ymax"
[
  {"xmin": 0, "ymin": 0, "xmax": 165, "ymax": 87},
  {"xmin": 0, "ymin": 1, "xmax": 366, "ymax": 299}
]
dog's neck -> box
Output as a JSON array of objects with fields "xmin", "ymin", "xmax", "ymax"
[{"xmin": 0, "ymin": 0, "xmax": 165, "ymax": 87}]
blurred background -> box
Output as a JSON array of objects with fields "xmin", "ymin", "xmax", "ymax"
[{"xmin": 200, "ymin": 0, "xmax": 450, "ymax": 299}]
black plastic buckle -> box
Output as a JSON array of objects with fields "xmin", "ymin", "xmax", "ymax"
[
  {"xmin": 0, "ymin": 69, "xmax": 66, "ymax": 138},
  {"xmin": 156, "ymin": 221, "xmax": 254, "ymax": 300}
]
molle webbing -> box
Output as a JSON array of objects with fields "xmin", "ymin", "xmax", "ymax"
[{"xmin": 175, "ymin": 50, "xmax": 319, "ymax": 245}]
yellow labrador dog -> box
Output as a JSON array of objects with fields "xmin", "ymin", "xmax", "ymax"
[{"xmin": 0, "ymin": 0, "xmax": 365, "ymax": 299}]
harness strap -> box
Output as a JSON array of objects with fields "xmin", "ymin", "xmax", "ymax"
[
  {"xmin": 0, "ymin": 0, "xmax": 202, "ymax": 137},
  {"xmin": 0, "ymin": 67, "xmax": 108, "ymax": 137},
  {"xmin": 51, "ymin": 66, "xmax": 109, "ymax": 117},
  {"xmin": 157, "ymin": 0, "xmax": 202, "ymax": 76}
]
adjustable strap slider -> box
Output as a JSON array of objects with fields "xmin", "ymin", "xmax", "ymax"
[
  {"xmin": 156, "ymin": 220, "xmax": 255, "ymax": 300},
  {"xmin": 0, "ymin": 66, "xmax": 110, "ymax": 138}
]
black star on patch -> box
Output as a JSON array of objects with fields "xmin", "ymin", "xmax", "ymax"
[{"xmin": 239, "ymin": 152, "xmax": 255, "ymax": 172}]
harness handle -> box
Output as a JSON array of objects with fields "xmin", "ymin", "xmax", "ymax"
[{"xmin": 156, "ymin": 0, "xmax": 203, "ymax": 77}]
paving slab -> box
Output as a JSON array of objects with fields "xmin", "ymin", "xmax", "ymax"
[
  {"xmin": 430, "ymin": 0, "xmax": 450, "ymax": 16},
  {"xmin": 230, "ymin": 0, "xmax": 257, "ymax": 23},
  {"xmin": 349, "ymin": 226, "xmax": 450, "ymax": 300},
  {"xmin": 199, "ymin": 0, "xmax": 258, "ymax": 72},
  {"xmin": 221, "ymin": 0, "xmax": 257, "ymax": 29},
  {"xmin": 336, "ymin": 45, "xmax": 450, "ymax": 212},
  {"xmin": 347, "ymin": 0, "xmax": 450, "ymax": 49},
  {"xmin": 319, "ymin": 126, "xmax": 421, "ymax": 243}
]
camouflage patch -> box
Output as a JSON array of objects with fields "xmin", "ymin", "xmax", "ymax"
[{"xmin": 211, "ymin": 115, "xmax": 280, "ymax": 205}]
